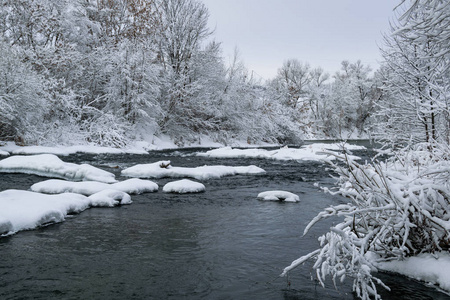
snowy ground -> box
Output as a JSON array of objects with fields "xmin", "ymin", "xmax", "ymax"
[
  {"xmin": 0, "ymin": 138, "xmax": 364, "ymax": 157},
  {"xmin": 370, "ymin": 252, "xmax": 450, "ymax": 294},
  {"xmin": 0, "ymin": 135, "xmax": 278, "ymax": 155}
]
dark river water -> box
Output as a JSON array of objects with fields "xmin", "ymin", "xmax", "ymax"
[{"xmin": 0, "ymin": 146, "xmax": 449, "ymax": 300}]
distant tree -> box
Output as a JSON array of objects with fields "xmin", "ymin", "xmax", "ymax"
[
  {"xmin": 308, "ymin": 67, "xmax": 330, "ymax": 121},
  {"xmin": 271, "ymin": 59, "xmax": 311, "ymax": 109},
  {"xmin": 327, "ymin": 60, "xmax": 378, "ymax": 136}
]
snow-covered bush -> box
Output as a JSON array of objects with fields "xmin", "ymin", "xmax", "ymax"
[{"xmin": 282, "ymin": 143, "xmax": 450, "ymax": 299}]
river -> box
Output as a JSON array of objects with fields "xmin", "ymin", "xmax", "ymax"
[{"xmin": 0, "ymin": 146, "xmax": 448, "ymax": 300}]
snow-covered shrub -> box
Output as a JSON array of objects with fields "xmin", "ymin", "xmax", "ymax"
[{"xmin": 282, "ymin": 143, "xmax": 450, "ymax": 299}]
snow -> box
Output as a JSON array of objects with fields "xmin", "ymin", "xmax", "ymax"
[
  {"xmin": 0, "ymin": 154, "xmax": 117, "ymax": 183},
  {"xmin": 371, "ymin": 252, "xmax": 450, "ymax": 293},
  {"xmin": 0, "ymin": 189, "xmax": 131, "ymax": 236},
  {"xmin": 31, "ymin": 178, "xmax": 158, "ymax": 195},
  {"xmin": 163, "ymin": 179, "xmax": 205, "ymax": 193},
  {"xmin": 198, "ymin": 143, "xmax": 364, "ymax": 162},
  {"xmin": 121, "ymin": 160, "xmax": 265, "ymax": 180},
  {"xmin": 257, "ymin": 191, "xmax": 300, "ymax": 202},
  {"xmin": 87, "ymin": 189, "xmax": 132, "ymax": 207},
  {"xmin": 0, "ymin": 141, "xmax": 148, "ymax": 155},
  {"xmin": 0, "ymin": 137, "xmax": 278, "ymax": 155},
  {"xmin": 0, "ymin": 140, "xmax": 365, "ymax": 156}
]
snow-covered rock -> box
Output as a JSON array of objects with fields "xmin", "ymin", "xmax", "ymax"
[
  {"xmin": 163, "ymin": 179, "xmax": 205, "ymax": 193},
  {"xmin": 31, "ymin": 178, "xmax": 158, "ymax": 195},
  {"xmin": 0, "ymin": 154, "xmax": 117, "ymax": 183},
  {"xmin": 257, "ymin": 191, "xmax": 300, "ymax": 202},
  {"xmin": 198, "ymin": 144, "xmax": 363, "ymax": 162},
  {"xmin": 121, "ymin": 160, "xmax": 265, "ymax": 180},
  {"xmin": 0, "ymin": 189, "xmax": 131, "ymax": 236},
  {"xmin": 0, "ymin": 150, "xmax": 9, "ymax": 156}
]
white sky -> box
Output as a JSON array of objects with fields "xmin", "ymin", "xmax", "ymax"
[{"xmin": 201, "ymin": 0, "xmax": 398, "ymax": 80}]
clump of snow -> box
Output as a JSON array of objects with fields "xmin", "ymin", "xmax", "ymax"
[
  {"xmin": 0, "ymin": 149, "xmax": 9, "ymax": 156},
  {"xmin": 372, "ymin": 252, "xmax": 450, "ymax": 293},
  {"xmin": 163, "ymin": 179, "xmax": 205, "ymax": 193},
  {"xmin": 257, "ymin": 191, "xmax": 300, "ymax": 202},
  {"xmin": 87, "ymin": 189, "xmax": 132, "ymax": 207},
  {"xmin": 121, "ymin": 160, "xmax": 265, "ymax": 180},
  {"xmin": 31, "ymin": 178, "xmax": 158, "ymax": 195},
  {"xmin": 0, "ymin": 154, "xmax": 117, "ymax": 183},
  {"xmin": 198, "ymin": 143, "xmax": 363, "ymax": 162},
  {"xmin": 0, "ymin": 189, "xmax": 131, "ymax": 236},
  {"xmin": 0, "ymin": 216, "xmax": 13, "ymax": 235}
]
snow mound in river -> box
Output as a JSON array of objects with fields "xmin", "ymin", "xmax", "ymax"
[
  {"xmin": 198, "ymin": 143, "xmax": 364, "ymax": 162},
  {"xmin": 0, "ymin": 189, "xmax": 131, "ymax": 236},
  {"xmin": 31, "ymin": 178, "xmax": 158, "ymax": 195},
  {"xmin": 0, "ymin": 154, "xmax": 116, "ymax": 183},
  {"xmin": 121, "ymin": 160, "xmax": 265, "ymax": 180},
  {"xmin": 257, "ymin": 191, "xmax": 300, "ymax": 202},
  {"xmin": 163, "ymin": 179, "xmax": 205, "ymax": 193}
]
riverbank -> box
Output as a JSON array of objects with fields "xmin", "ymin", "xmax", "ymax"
[{"xmin": 0, "ymin": 134, "xmax": 375, "ymax": 157}]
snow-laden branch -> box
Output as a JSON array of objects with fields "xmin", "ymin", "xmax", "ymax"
[{"xmin": 282, "ymin": 143, "xmax": 450, "ymax": 299}]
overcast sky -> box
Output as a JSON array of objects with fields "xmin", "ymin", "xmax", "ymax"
[{"xmin": 201, "ymin": 0, "xmax": 399, "ymax": 80}]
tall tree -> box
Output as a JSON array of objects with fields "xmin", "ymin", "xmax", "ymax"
[
  {"xmin": 154, "ymin": 0, "xmax": 211, "ymax": 137},
  {"xmin": 376, "ymin": 0, "xmax": 449, "ymax": 145}
]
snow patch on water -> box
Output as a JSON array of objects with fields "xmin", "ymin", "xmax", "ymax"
[
  {"xmin": 163, "ymin": 179, "xmax": 205, "ymax": 194},
  {"xmin": 0, "ymin": 189, "xmax": 131, "ymax": 236},
  {"xmin": 121, "ymin": 160, "xmax": 265, "ymax": 180},
  {"xmin": 257, "ymin": 191, "xmax": 300, "ymax": 202},
  {"xmin": 0, "ymin": 154, "xmax": 117, "ymax": 183},
  {"xmin": 31, "ymin": 178, "xmax": 158, "ymax": 195},
  {"xmin": 198, "ymin": 143, "xmax": 364, "ymax": 161}
]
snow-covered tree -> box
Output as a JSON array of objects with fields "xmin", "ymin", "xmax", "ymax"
[
  {"xmin": 270, "ymin": 59, "xmax": 311, "ymax": 109},
  {"xmin": 154, "ymin": 0, "xmax": 211, "ymax": 136},
  {"xmin": 0, "ymin": 41, "xmax": 49, "ymax": 143},
  {"xmin": 376, "ymin": 0, "xmax": 449, "ymax": 146},
  {"xmin": 283, "ymin": 2, "xmax": 450, "ymax": 299},
  {"xmin": 328, "ymin": 60, "xmax": 378, "ymax": 136}
]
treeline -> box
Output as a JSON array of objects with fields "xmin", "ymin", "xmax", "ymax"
[{"xmin": 0, "ymin": 0, "xmax": 448, "ymax": 148}]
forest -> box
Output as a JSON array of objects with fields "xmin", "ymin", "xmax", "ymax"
[{"xmin": 1, "ymin": 0, "xmax": 446, "ymax": 149}]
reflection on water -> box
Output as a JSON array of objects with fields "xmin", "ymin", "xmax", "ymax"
[{"xmin": 0, "ymin": 148, "xmax": 448, "ymax": 299}]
